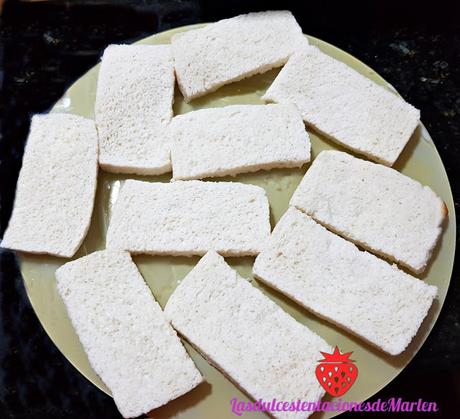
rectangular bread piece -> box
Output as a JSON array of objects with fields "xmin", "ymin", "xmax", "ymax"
[
  {"xmin": 1, "ymin": 113, "xmax": 98, "ymax": 257},
  {"xmin": 164, "ymin": 251, "xmax": 330, "ymax": 419},
  {"xmin": 106, "ymin": 180, "xmax": 270, "ymax": 256},
  {"xmin": 290, "ymin": 151, "xmax": 447, "ymax": 274},
  {"xmin": 172, "ymin": 11, "xmax": 309, "ymax": 101},
  {"xmin": 170, "ymin": 104, "xmax": 310, "ymax": 180},
  {"xmin": 56, "ymin": 250, "xmax": 203, "ymax": 418},
  {"xmin": 253, "ymin": 208, "xmax": 438, "ymax": 355},
  {"xmin": 262, "ymin": 46, "xmax": 420, "ymax": 166},
  {"xmin": 95, "ymin": 44, "xmax": 174, "ymax": 175}
]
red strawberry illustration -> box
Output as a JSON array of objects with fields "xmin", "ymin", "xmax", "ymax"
[{"xmin": 315, "ymin": 346, "xmax": 358, "ymax": 396}]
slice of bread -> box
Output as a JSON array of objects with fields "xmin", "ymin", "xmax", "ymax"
[
  {"xmin": 164, "ymin": 251, "xmax": 331, "ymax": 419},
  {"xmin": 290, "ymin": 150, "xmax": 447, "ymax": 274},
  {"xmin": 170, "ymin": 104, "xmax": 310, "ymax": 180},
  {"xmin": 1, "ymin": 113, "xmax": 98, "ymax": 257},
  {"xmin": 95, "ymin": 44, "xmax": 174, "ymax": 175},
  {"xmin": 106, "ymin": 180, "xmax": 270, "ymax": 256},
  {"xmin": 56, "ymin": 250, "xmax": 203, "ymax": 418},
  {"xmin": 172, "ymin": 11, "xmax": 309, "ymax": 101},
  {"xmin": 254, "ymin": 208, "xmax": 438, "ymax": 356},
  {"xmin": 262, "ymin": 46, "xmax": 420, "ymax": 166}
]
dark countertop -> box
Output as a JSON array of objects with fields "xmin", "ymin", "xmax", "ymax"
[{"xmin": 0, "ymin": 1, "xmax": 459, "ymax": 418}]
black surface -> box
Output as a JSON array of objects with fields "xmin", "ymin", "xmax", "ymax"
[{"xmin": 0, "ymin": 1, "xmax": 459, "ymax": 418}]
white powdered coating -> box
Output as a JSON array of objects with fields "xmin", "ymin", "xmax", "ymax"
[
  {"xmin": 106, "ymin": 180, "xmax": 270, "ymax": 256},
  {"xmin": 1, "ymin": 113, "xmax": 98, "ymax": 257},
  {"xmin": 56, "ymin": 250, "xmax": 202, "ymax": 418},
  {"xmin": 170, "ymin": 104, "xmax": 310, "ymax": 180},
  {"xmin": 290, "ymin": 151, "xmax": 447, "ymax": 274},
  {"xmin": 95, "ymin": 44, "xmax": 174, "ymax": 174},
  {"xmin": 254, "ymin": 208, "xmax": 438, "ymax": 355},
  {"xmin": 263, "ymin": 46, "xmax": 420, "ymax": 166},
  {"xmin": 172, "ymin": 11, "xmax": 309, "ymax": 101},
  {"xmin": 165, "ymin": 251, "xmax": 330, "ymax": 419}
]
